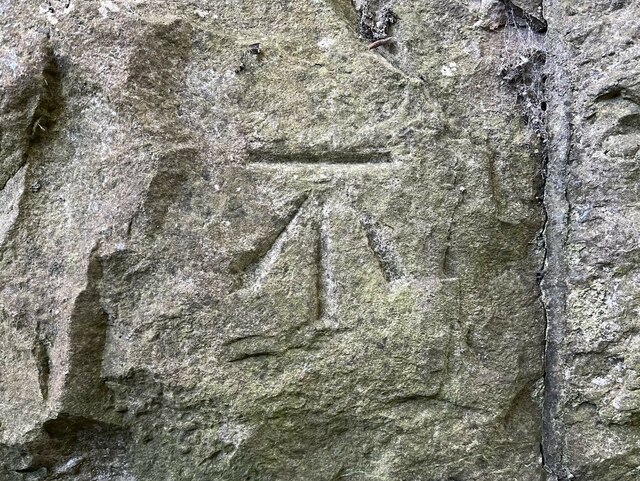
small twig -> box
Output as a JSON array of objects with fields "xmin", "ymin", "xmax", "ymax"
[
  {"xmin": 31, "ymin": 117, "xmax": 46, "ymax": 136},
  {"xmin": 367, "ymin": 37, "xmax": 394, "ymax": 50}
]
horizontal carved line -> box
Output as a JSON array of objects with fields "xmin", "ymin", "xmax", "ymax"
[{"xmin": 247, "ymin": 150, "xmax": 392, "ymax": 165}]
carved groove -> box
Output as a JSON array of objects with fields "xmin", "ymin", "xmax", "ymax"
[
  {"xmin": 247, "ymin": 150, "xmax": 391, "ymax": 165},
  {"xmin": 32, "ymin": 329, "xmax": 51, "ymax": 402},
  {"xmin": 313, "ymin": 218, "xmax": 325, "ymax": 322},
  {"xmin": 241, "ymin": 195, "xmax": 311, "ymax": 291},
  {"xmin": 227, "ymin": 351, "xmax": 277, "ymax": 363},
  {"xmin": 360, "ymin": 213, "xmax": 402, "ymax": 282},
  {"xmin": 130, "ymin": 147, "xmax": 196, "ymax": 238},
  {"xmin": 223, "ymin": 335, "xmax": 279, "ymax": 362},
  {"xmin": 232, "ymin": 193, "xmax": 309, "ymax": 276},
  {"xmin": 442, "ymin": 170, "xmax": 464, "ymax": 277},
  {"xmin": 319, "ymin": 202, "xmax": 338, "ymax": 322}
]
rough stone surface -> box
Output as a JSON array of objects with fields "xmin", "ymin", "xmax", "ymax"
[
  {"xmin": 0, "ymin": 1, "xmax": 634, "ymax": 480},
  {"xmin": 543, "ymin": 1, "xmax": 640, "ymax": 480}
]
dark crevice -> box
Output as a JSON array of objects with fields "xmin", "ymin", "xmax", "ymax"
[
  {"xmin": 500, "ymin": 0, "xmax": 548, "ymax": 33},
  {"xmin": 43, "ymin": 415, "xmax": 114, "ymax": 441},
  {"xmin": 594, "ymin": 86, "xmax": 640, "ymax": 106},
  {"xmin": 495, "ymin": 2, "xmax": 570, "ymax": 478},
  {"xmin": 386, "ymin": 394, "xmax": 437, "ymax": 406},
  {"xmin": 9, "ymin": 413, "xmax": 125, "ymax": 476}
]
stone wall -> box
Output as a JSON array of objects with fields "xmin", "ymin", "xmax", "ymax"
[{"xmin": 0, "ymin": 1, "xmax": 637, "ymax": 480}]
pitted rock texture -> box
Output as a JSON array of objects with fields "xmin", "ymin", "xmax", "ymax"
[{"xmin": 0, "ymin": 0, "xmax": 633, "ymax": 480}]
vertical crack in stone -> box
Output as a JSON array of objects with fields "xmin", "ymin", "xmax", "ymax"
[
  {"xmin": 539, "ymin": 3, "xmax": 571, "ymax": 479},
  {"xmin": 496, "ymin": 1, "xmax": 570, "ymax": 477}
]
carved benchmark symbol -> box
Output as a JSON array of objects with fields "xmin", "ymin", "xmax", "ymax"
[{"xmin": 244, "ymin": 151, "xmax": 403, "ymax": 322}]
